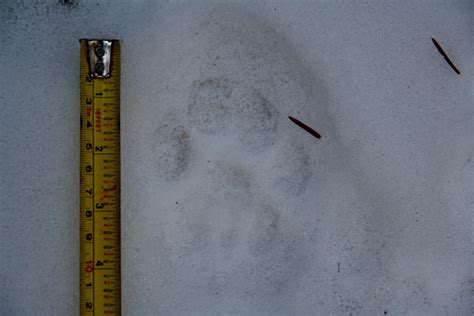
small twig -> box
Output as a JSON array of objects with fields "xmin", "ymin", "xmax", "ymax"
[
  {"xmin": 431, "ymin": 37, "xmax": 461, "ymax": 75},
  {"xmin": 288, "ymin": 116, "xmax": 321, "ymax": 139}
]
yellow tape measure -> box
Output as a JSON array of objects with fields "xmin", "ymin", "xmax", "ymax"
[{"xmin": 80, "ymin": 39, "xmax": 121, "ymax": 315}]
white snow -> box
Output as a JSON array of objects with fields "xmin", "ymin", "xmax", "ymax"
[{"xmin": 1, "ymin": 1, "xmax": 473, "ymax": 314}]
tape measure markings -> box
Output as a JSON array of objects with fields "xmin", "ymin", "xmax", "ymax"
[{"xmin": 80, "ymin": 39, "xmax": 121, "ymax": 316}]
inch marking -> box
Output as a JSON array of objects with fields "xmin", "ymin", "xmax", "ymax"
[{"xmin": 80, "ymin": 39, "xmax": 121, "ymax": 316}]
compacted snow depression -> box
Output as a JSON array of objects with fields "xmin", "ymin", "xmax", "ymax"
[{"xmin": 1, "ymin": 1, "xmax": 473, "ymax": 314}]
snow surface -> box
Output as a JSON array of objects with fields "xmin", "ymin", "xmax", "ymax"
[{"xmin": 1, "ymin": 0, "xmax": 473, "ymax": 314}]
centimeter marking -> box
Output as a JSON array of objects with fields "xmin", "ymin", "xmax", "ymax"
[{"xmin": 80, "ymin": 39, "xmax": 121, "ymax": 316}]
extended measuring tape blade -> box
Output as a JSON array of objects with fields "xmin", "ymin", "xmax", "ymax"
[{"xmin": 80, "ymin": 39, "xmax": 121, "ymax": 315}]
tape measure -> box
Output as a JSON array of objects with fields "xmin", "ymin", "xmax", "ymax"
[{"xmin": 80, "ymin": 39, "xmax": 121, "ymax": 315}]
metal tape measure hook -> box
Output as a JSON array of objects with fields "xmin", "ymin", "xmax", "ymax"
[{"xmin": 87, "ymin": 40, "xmax": 113, "ymax": 78}]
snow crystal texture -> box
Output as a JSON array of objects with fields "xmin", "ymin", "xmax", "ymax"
[{"xmin": 1, "ymin": 1, "xmax": 473, "ymax": 315}]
